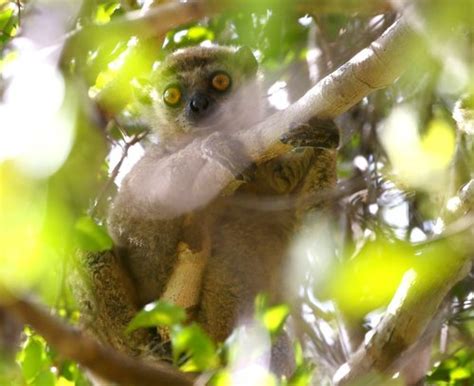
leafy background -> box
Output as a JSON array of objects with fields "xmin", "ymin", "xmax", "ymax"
[{"xmin": 0, "ymin": 0, "xmax": 473, "ymax": 385}]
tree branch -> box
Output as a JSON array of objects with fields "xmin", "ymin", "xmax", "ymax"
[
  {"xmin": 237, "ymin": 17, "xmax": 415, "ymax": 159},
  {"xmin": 0, "ymin": 287, "xmax": 192, "ymax": 386},
  {"xmin": 332, "ymin": 250, "xmax": 472, "ymax": 385}
]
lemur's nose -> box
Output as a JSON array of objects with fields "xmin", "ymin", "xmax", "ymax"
[{"xmin": 189, "ymin": 93, "xmax": 210, "ymax": 114}]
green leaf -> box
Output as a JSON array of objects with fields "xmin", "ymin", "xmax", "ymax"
[
  {"xmin": 255, "ymin": 294, "xmax": 290, "ymax": 337},
  {"xmin": 0, "ymin": 8, "xmax": 14, "ymax": 31},
  {"xmin": 171, "ymin": 324, "xmax": 219, "ymax": 372},
  {"xmin": 126, "ymin": 301, "xmax": 187, "ymax": 333},
  {"xmin": 293, "ymin": 342, "xmax": 304, "ymax": 367},
  {"xmin": 287, "ymin": 363, "xmax": 315, "ymax": 386},
  {"xmin": 95, "ymin": 2, "xmax": 121, "ymax": 25},
  {"xmin": 187, "ymin": 26, "xmax": 214, "ymax": 41},
  {"xmin": 209, "ymin": 370, "xmax": 231, "ymax": 386},
  {"xmin": 18, "ymin": 337, "xmax": 50, "ymax": 383},
  {"xmin": 450, "ymin": 367, "xmax": 471, "ymax": 381},
  {"xmin": 260, "ymin": 304, "xmax": 290, "ymax": 337},
  {"xmin": 56, "ymin": 377, "xmax": 75, "ymax": 386},
  {"xmin": 32, "ymin": 369, "xmax": 56, "ymax": 386},
  {"xmin": 74, "ymin": 216, "xmax": 113, "ymax": 252}
]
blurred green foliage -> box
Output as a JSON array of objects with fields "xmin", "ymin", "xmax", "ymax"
[
  {"xmin": 0, "ymin": 1, "xmax": 18, "ymax": 49},
  {"xmin": 127, "ymin": 297, "xmax": 312, "ymax": 383},
  {"xmin": 16, "ymin": 330, "xmax": 90, "ymax": 386},
  {"xmin": 74, "ymin": 216, "xmax": 113, "ymax": 252},
  {"xmin": 126, "ymin": 301, "xmax": 187, "ymax": 332},
  {"xmin": 0, "ymin": 0, "xmax": 473, "ymax": 385},
  {"xmin": 427, "ymin": 348, "xmax": 474, "ymax": 386},
  {"xmin": 255, "ymin": 294, "xmax": 290, "ymax": 339}
]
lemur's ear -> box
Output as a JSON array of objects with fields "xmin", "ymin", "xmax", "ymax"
[{"xmin": 235, "ymin": 46, "xmax": 258, "ymax": 76}]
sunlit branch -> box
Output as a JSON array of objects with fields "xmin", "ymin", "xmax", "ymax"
[
  {"xmin": 236, "ymin": 16, "xmax": 415, "ymax": 160},
  {"xmin": 332, "ymin": 251, "xmax": 472, "ymax": 385}
]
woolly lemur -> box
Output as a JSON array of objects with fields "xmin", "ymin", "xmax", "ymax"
[{"xmin": 75, "ymin": 45, "xmax": 339, "ymax": 373}]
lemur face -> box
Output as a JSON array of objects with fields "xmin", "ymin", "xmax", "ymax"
[{"xmin": 146, "ymin": 45, "xmax": 261, "ymax": 145}]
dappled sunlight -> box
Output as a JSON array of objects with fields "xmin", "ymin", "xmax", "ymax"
[
  {"xmin": 0, "ymin": 47, "xmax": 74, "ymax": 178},
  {"xmin": 108, "ymin": 140, "xmax": 145, "ymax": 186},
  {"xmin": 326, "ymin": 238, "xmax": 414, "ymax": 319},
  {"xmin": 225, "ymin": 323, "xmax": 273, "ymax": 386},
  {"xmin": 0, "ymin": 0, "xmax": 472, "ymax": 385},
  {"xmin": 0, "ymin": 168, "xmax": 64, "ymax": 295},
  {"xmin": 287, "ymin": 215, "xmax": 336, "ymax": 299},
  {"xmin": 268, "ymin": 81, "xmax": 290, "ymax": 111},
  {"xmin": 379, "ymin": 106, "xmax": 455, "ymax": 191}
]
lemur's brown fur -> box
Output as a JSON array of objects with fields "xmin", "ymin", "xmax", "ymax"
[{"xmin": 74, "ymin": 45, "xmax": 339, "ymax": 374}]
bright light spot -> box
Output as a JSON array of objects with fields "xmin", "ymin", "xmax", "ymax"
[
  {"xmin": 227, "ymin": 323, "xmax": 272, "ymax": 383},
  {"xmin": 298, "ymin": 15, "xmax": 313, "ymax": 26},
  {"xmin": 364, "ymin": 329, "xmax": 376, "ymax": 345},
  {"xmin": 288, "ymin": 215, "xmax": 335, "ymax": 296},
  {"xmin": 369, "ymin": 15, "xmax": 385, "ymax": 29},
  {"xmin": 200, "ymin": 40, "xmax": 214, "ymax": 48},
  {"xmin": 353, "ymin": 155, "xmax": 368, "ymax": 171},
  {"xmin": 174, "ymin": 30, "xmax": 188, "ymax": 43},
  {"xmin": 379, "ymin": 106, "xmax": 455, "ymax": 191},
  {"xmin": 365, "ymin": 309, "xmax": 384, "ymax": 329},
  {"xmin": 108, "ymin": 141, "xmax": 145, "ymax": 187},
  {"xmin": 368, "ymin": 203, "xmax": 379, "ymax": 215},
  {"xmin": 446, "ymin": 196, "xmax": 462, "ymax": 213},
  {"xmin": 437, "ymin": 56, "xmax": 469, "ymax": 95},
  {"xmin": 231, "ymin": 364, "xmax": 275, "ymax": 386},
  {"xmin": 432, "ymin": 218, "xmax": 445, "ymax": 234},
  {"xmin": 0, "ymin": 48, "xmax": 74, "ymax": 178},
  {"xmin": 109, "ymin": 50, "xmax": 128, "ymax": 71},
  {"xmin": 144, "ymin": 302, "xmax": 156, "ymax": 311},
  {"xmin": 306, "ymin": 47, "xmax": 322, "ymax": 83},
  {"xmin": 319, "ymin": 320, "xmax": 335, "ymax": 345},
  {"xmin": 267, "ymin": 81, "xmax": 290, "ymax": 110},
  {"xmin": 5, "ymin": 56, "xmax": 64, "ymax": 114},
  {"xmin": 410, "ymin": 227, "xmax": 427, "ymax": 243},
  {"xmin": 253, "ymin": 49, "xmax": 263, "ymax": 61},
  {"xmin": 333, "ymin": 363, "xmax": 351, "ymax": 384},
  {"xmin": 382, "ymin": 202, "xmax": 409, "ymax": 228}
]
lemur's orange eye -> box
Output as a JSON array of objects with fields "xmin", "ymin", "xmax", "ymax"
[
  {"xmin": 163, "ymin": 86, "xmax": 182, "ymax": 106},
  {"xmin": 211, "ymin": 72, "xmax": 231, "ymax": 92}
]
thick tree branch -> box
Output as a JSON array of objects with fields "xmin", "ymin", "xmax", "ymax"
[
  {"xmin": 0, "ymin": 287, "xmax": 192, "ymax": 386},
  {"xmin": 237, "ymin": 17, "xmax": 415, "ymax": 159},
  {"xmin": 332, "ymin": 251, "xmax": 472, "ymax": 385}
]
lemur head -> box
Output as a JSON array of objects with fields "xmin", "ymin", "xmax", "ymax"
[{"xmin": 142, "ymin": 45, "xmax": 261, "ymax": 146}]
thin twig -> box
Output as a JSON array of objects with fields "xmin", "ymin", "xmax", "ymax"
[{"xmin": 90, "ymin": 128, "xmax": 149, "ymax": 217}]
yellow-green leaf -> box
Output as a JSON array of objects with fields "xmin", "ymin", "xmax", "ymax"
[
  {"xmin": 74, "ymin": 216, "xmax": 113, "ymax": 252},
  {"xmin": 126, "ymin": 301, "xmax": 186, "ymax": 333}
]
